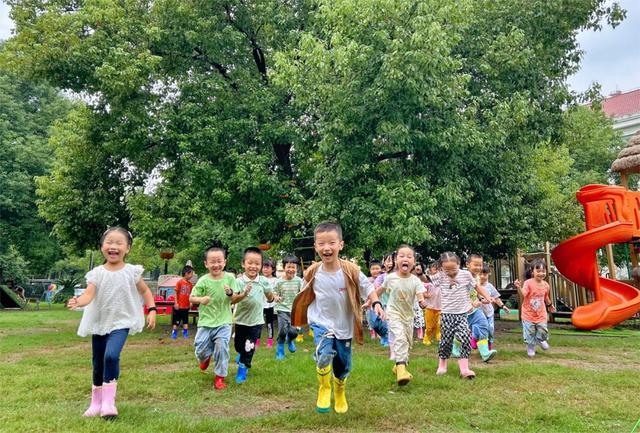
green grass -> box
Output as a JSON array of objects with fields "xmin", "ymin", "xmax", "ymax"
[{"xmin": 2, "ymin": 307, "xmax": 640, "ymax": 433}]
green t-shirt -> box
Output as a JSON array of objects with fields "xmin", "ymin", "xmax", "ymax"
[
  {"xmin": 274, "ymin": 276, "xmax": 304, "ymax": 313},
  {"xmin": 192, "ymin": 272, "xmax": 240, "ymax": 328},
  {"xmin": 234, "ymin": 274, "xmax": 273, "ymax": 326}
]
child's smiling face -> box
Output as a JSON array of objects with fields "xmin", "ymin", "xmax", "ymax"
[
  {"xmin": 283, "ymin": 263, "xmax": 297, "ymax": 279},
  {"xmin": 467, "ymin": 257, "xmax": 483, "ymax": 276},
  {"xmin": 101, "ymin": 231, "xmax": 130, "ymax": 265},
  {"xmin": 242, "ymin": 252, "xmax": 263, "ymax": 279},
  {"xmin": 204, "ymin": 250, "xmax": 226, "ymax": 277},
  {"xmin": 314, "ymin": 230, "xmax": 344, "ymax": 265}
]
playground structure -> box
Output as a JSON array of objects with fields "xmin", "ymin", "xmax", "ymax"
[{"xmin": 552, "ymin": 185, "xmax": 640, "ymax": 329}]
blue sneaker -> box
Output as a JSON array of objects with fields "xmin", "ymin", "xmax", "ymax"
[
  {"xmin": 171, "ymin": 329, "xmax": 177, "ymax": 340},
  {"xmin": 275, "ymin": 343, "xmax": 285, "ymax": 360},
  {"xmin": 182, "ymin": 329, "xmax": 188, "ymax": 339},
  {"xmin": 287, "ymin": 339, "xmax": 296, "ymax": 353},
  {"xmin": 236, "ymin": 363, "xmax": 248, "ymax": 383}
]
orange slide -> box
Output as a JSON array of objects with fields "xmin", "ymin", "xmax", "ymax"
[{"xmin": 551, "ymin": 184, "xmax": 640, "ymax": 329}]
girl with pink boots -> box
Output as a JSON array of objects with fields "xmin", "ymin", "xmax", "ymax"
[
  {"xmin": 430, "ymin": 252, "xmax": 492, "ymax": 379},
  {"xmin": 67, "ymin": 227, "xmax": 157, "ymax": 419}
]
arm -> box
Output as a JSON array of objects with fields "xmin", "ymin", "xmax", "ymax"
[
  {"xmin": 475, "ymin": 282, "xmax": 492, "ymax": 304},
  {"xmin": 67, "ymin": 283, "xmax": 97, "ymax": 309},
  {"xmin": 189, "ymin": 284, "xmax": 210, "ymax": 305},
  {"xmin": 136, "ymin": 278, "xmax": 157, "ymax": 330},
  {"xmin": 544, "ymin": 286, "xmax": 556, "ymax": 313},
  {"xmin": 230, "ymin": 282, "xmax": 252, "ymax": 305}
]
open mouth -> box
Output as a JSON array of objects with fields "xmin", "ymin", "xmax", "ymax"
[
  {"xmin": 400, "ymin": 262, "xmax": 410, "ymax": 272},
  {"xmin": 107, "ymin": 251, "xmax": 120, "ymax": 259}
]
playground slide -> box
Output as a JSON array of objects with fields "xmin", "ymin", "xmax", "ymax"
[
  {"xmin": 552, "ymin": 221, "xmax": 640, "ymax": 329},
  {"xmin": 0, "ymin": 285, "xmax": 23, "ymax": 308}
]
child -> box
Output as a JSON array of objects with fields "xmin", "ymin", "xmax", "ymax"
[
  {"xmin": 273, "ymin": 255, "xmax": 304, "ymax": 360},
  {"xmin": 233, "ymin": 247, "xmax": 275, "ymax": 383},
  {"xmin": 430, "ymin": 251, "xmax": 492, "ymax": 379},
  {"xmin": 190, "ymin": 246, "xmax": 247, "ymax": 390},
  {"xmin": 422, "ymin": 261, "xmax": 442, "ymax": 346},
  {"xmin": 520, "ymin": 259, "xmax": 556, "ymax": 357},
  {"xmin": 461, "ymin": 254, "xmax": 497, "ymax": 362},
  {"xmin": 381, "ymin": 245, "xmax": 426, "ymax": 385},
  {"xmin": 67, "ymin": 227, "xmax": 157, "ymax": 419},
  {"xmin": 292, "ymin": 221, "xmax": 385, "ymax": 414},
  {"xmin": 262, "ymin": 258, "xmax": 278, "ymax": 348},
  {"xmin": 366, "ymin": 259, "xmax": 383, "ymax": 339},
  {"xmin": 374, "ymin": 252, "xmax": 395, "ymax": 351},
  {"xmin": 172, "ymin": 265, "xmax": 194, "ymax": 339},
  {"xmin": 480, "ymin": 263, "xmax": 509, "ymax": 349}
]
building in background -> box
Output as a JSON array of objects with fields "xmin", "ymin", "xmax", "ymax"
[{"xmin": 602, "ymin": 88, "xmax": 640, "ymax": 141}]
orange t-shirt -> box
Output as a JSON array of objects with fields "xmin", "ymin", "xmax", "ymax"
[
  {"xmin": 520, "ymin": 278, "xmax": 550, "ymax": 324},
  {"xmin": 175, "ymin": 279, "xmax": 193, "ymax": 309}
]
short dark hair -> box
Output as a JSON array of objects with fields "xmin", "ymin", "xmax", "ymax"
[
  {"xmin": 468, "ymin": 253, "xmax": 483, "ymax": 262},
  {"xmin": 282, "ymin": 255, "xmax": 299, "ymax": 266},
  {"xmin": 204, "ymin": 246, "xmax": 226, "ymax": 260},
  {"xmin": 369, "ymin": 259, "xmax": 382, "ymax": 268},
  {"xmin": 263, "ymin": 258, "xmax": 275, "ymax": 268},
  {"xmin": 314, "ymin": 221, "xmax": 343, "ymax": 240},
  {"xmin": 181, "ymin": 265, "xmax": 193, "ymax": 276},
  {"xmin": 243, "ymin": 247, "xmax": 264, "ymax": 263},
  {"xmin": 397, "ymin": 244, "xmax": 415, "ymax": 254},
  {"xmin": 481, "ymin": 263, "xmax": 491, "ymax": 274},
  {"xmin": 100, "ymin": 227, "xmax": 133, "ymax": 247}
]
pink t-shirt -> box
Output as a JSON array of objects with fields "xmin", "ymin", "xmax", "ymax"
[{"xmin": 521, "ymin": 278, "xmax": 550, "ymax": 323}]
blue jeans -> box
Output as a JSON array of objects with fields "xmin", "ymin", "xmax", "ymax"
[
  {"xmin": 92, "ymin": 328, "xmax": 129, "ymax": 386},
  {"xmin": 522, "ymin": 320, "xmax": 548, "ymax": 345},
  {"xmin": 467, "ymin": 308, "xmax": 489, "ymax": 340},
  {"xmin": 367, "ymin": 309, "xmax": 388, "ymax": 338},
  {"xmin": 310, "ymin": 323, "xmax": 352, "ymax": 380},
  {"xmin": 486, "ymin": 314, "xmax": 495, "ymax": 343},
  {"xmin": 194, "ymin": 325, "xmax": 232, "ymax": 377}
]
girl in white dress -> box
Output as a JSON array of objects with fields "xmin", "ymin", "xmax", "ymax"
[{"xmin": 68, "ymin": 227, "xmax": 156, "ymax": 419}]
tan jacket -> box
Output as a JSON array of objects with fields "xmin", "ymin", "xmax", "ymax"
[{"xmin": 291, "ymin": 259, "xmax": 365, "ymax": 345}]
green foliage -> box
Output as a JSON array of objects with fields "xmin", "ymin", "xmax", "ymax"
[
  {"xmin": 0, "ymin": 66, "xmax": 73, "ymax": 276},
  {"xmin": 0, "ymin": 0, "xmax": 627, "ymax": 263},
  {"xmin": 0, "ymin": 245, "xmax": 30, "ymax": 284}
]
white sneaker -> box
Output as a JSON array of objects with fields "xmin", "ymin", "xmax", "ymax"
[
  {"xmin": 527, "ymin": 344, "xmax": 536, "ymax": 357},
  {"xmin": 539, "ymin": 341, "xmax": 550, "ymax": 350}
]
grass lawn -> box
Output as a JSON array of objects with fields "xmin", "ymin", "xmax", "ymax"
[{"xmin": 1, "ymin": 306, "xmax": 640, "ymax": 433}]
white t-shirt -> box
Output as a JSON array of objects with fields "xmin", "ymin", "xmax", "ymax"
[
  {"xmin": 481, "ymin": 282, "xmax": 500, "ymax": 317},
  {"xmin": 382, "ymin": 273, "xmax": 426, "ymax": 322},
  {"xmin": 77, "ymin": 264, "xmax": 145, "ymax": 337},
  {"xmin": 263, "ymin": 276, "xmax": 277, "ymax": 309},
  {"xmin": 307, "ymin": 265, "xmax": 374, "ymax": 339}
]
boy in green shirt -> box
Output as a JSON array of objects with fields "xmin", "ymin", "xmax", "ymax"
[
  {"xmin": 233, "ymin": 247, "xmax": 275, "ymax": 383},
  {"xmin": 273, "ymin": 255, "xmax": 304, "ymax": 360},
  {"xmin": 190, "ymin": 247, "xmax": 250, "ymax": 390}
]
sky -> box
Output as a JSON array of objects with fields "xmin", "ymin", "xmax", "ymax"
[{"xmin": 0, "ymin": 1, "xmax": 638, "ymax": 95}]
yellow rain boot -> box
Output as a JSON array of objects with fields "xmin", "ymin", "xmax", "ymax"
[
  {"xmin": 333, "ymin": 377, "xmax": 348, "ymax": 414},
  {"xmin": 296, "ymin": 334, "xmax": 304, "ymax": 343},
  {"xmin": 393, "ymin": 363, "xmax": 413, "ymax": 386},
  {"xmin": 316, "ymin": 366, "xmax": 332, "ymax": 413}
]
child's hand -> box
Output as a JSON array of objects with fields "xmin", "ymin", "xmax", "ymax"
[
  {"xmin": 418, "ymin": 299, "xmax": 428, "ymax": 310},
  {"xmin": 147, "ymin": 310, "xmax": 156, "ymax": 330},
  {"xmin": 67, "ymin": 296, "xmax": 79, "ymax": 310},
  {"xmin": 502, "ymin": 305, "xmax": 510, "ymax": 314},
  {"xmin": 513, "ymin": 279, "xmax": 521, "ymax": 289},
  {"xmin": 373, "ymin": 303, "xmax": 386, "ymax": 321},
  {"xmin": 361, "ymin": 299, "xmax": 371, "ymax": 310},
  {"xmin": 472, "ymin": 300, "xmax": 482, "ymax": 308},
  {"xmin": 480, "ymin": 298, "xmax": 491, "ymax": 305},
  {"xmin": 201, "ymin": 296, "xmax": 211, "ymax": 305},
  {"xmin": 224, "ymin": 285, "xmax": 233, "ymax": 297},
  {"xmin": 244, "ymin": 283, "xmax": 252, "ymax": 296},
  {"xmin": 548, "ymin": 304, "xmax": 556, "ymax": 313},
  {"xmin": 274, "ymin": 294, "xmax": 283, "ymax": 303}
]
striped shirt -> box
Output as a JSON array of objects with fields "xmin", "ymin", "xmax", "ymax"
[
  {"xmin": 430, "ymin": 270, "xmax": 476, "ymax": 314},
  {"xmin": 274, "ymin": 276, "xmax": 304, "ymax": 313}
]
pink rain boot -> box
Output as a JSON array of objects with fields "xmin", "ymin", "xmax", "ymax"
[
  {"xmin": 100, "ymin": 381, "xmax": 118, "ymax": 419},
  {"xmin": 369, "ymin": 329, "xmax": 376, "ymax": 339},
  {"xmin": 470, "ymin": 337, "xmax": 478, "ymax": 350},
  {"xmin": 417, "ymin": 328, "xmax": 424, "ymax": 340},
  {"xmin": 436, "ymin": 358, "xmax": 448, "ymax": 375},
  {"xmin": 267, "ymin": 338, "xmax": 273, "ymax": 348},
  {"xmin": 458, "ymin": 358, "xmax": 476, "ymax": 380},
  {"xmin": 256, "ymin": 338, "xmax": 261, "ymax": 348},
  {"xmin": 83, "ymin": 385, "xmax": 102, "ymax": 417}
]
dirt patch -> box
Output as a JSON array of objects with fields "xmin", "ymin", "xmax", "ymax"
[{"xmin": 187, "ymin": 395, "xmax": 301, "ymax": 418}]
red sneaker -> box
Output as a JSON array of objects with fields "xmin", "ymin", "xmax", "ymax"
[
  {"xmin": 199, "ymin": 355, "xmax": 211, "ymax": 372},
  {"xmin": 214, "ymin": 375, "xmax": 227, "ymax": 390}
]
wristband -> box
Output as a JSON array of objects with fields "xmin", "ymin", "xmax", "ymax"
[
  {"xmin": 226, "ymin": 290, "xmax": 233, "ymax": 297},
  {"xmin": 371, "ymin": 301, "xmax": 382, "ymax": 310},
  {"xmin": 147, "ymin": 307, "xmax": 157, "ymax": 313}
]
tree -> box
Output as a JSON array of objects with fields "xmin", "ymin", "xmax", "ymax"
[
  {"xmin": 0, "ymin": 65, "xmax": 73, "ymax": 276},
  {"xmin": 0, "ymin": 0, "xmax": 626, "ymax": 262}
]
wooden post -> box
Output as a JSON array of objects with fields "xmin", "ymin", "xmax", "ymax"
[
  {"xmin": 606, "ymin": 243, "xmax": 616, "ymax": 281},
  {"xmin": 620, "ymin": 171, "xmax": 628, "ymax": 189}
]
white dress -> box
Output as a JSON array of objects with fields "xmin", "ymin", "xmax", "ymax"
[{"xmin": 77, "ymin": 264, "xmax": 145, "ymax": 337}]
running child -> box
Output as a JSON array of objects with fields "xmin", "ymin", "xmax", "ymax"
[
  {"xmin": 273, "ymin": 255, "xmax": 304, "ymax": 360},
  {"xmin": 381, "ymin": 245, "xmax": 426, "ymax": 385},
  {"xmin": 190, "ymin": 246, "xmax": 247, "ymax": 390},
  {"xmin": 233, "ymin": 247, "xmax": 275, "ymax": 383},
  {"xmin": 67, "ymin": 227, "xmax": 157, "ymax": 419},
  {"xmin": 520, "ymin": 259, "xmax": 556, "ymax": 357},
  {"xmin": 479, "ymin": 263, "xmax": 509, "ymax": 348},
  {"xmin": 172, "ymin": 265, "xmax": 194, "ymax": 339},
  {"xmin": 262, "ymin": 258, "xmax": 278, "ymax": 348},
  {"xmin": 292, "ymin": 221, "xmax": 385, "ymax": 414}
]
